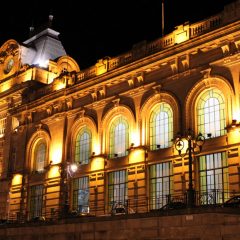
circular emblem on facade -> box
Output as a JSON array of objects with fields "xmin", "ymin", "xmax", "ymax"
[
  {"xmin": 0, "ymin": 40, "xmax": 20, "ymax": 79},
  {"xmin": 4, "ymin": 58, "xmax": 14, "ymax": 74}
]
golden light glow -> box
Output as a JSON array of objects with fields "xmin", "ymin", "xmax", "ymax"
[
  {"xmin": 47, "ymin": 72, "xmax": 56, "ymax": 84},
  {"xmin": 54, "ymin": 81, "xmax": 66, "ymax": 91},
  {"xmin": 227, "ymin": 128, "xmax": 240, "ymax": 144},
  {"xmin": 51, "ymin": 146, "xmax": 62, "ymax": 164},
  {"xmin": 96, "ymin": 58, "xmax": 107, "ymax": 76},
  {"xmin": 0, "ymin": 81, "xmax": 11, "ymax": 92},
  {"xmin": 232, "ymin": 110, "xmax": 240, "ymax": 122},
  {"xmin": 48, "ymin": 165, "xmax": 60, "ymax": 178},
  {"xmin": 131, "ymin": 130, "xmax": 140, "ymax": 147},
  {"xmin": 21, "ymin": 69, "xmax": 33, "ymax": 82},
  {"xmin": 96, "ymin": 66, "xmax": 107, "ymax": 76},
  {"xmin": 175, "ymin": 31, "xmax": 189, "ymax": 44},
  {"xmin": 129, "ymin": 148, "xmax": 145, "ymax": 164},
  {"xmin": 12, "ymin": 174, "xmax": 22, "ymax": 185},
  {"xmin": 92, "ymin": 140, "xmax": 101, "ymax": 155},
  {"xmin": 174, "ymin": 24, "xmax": 189, "ymax": 44},
  {"xmin": 174, "ymin": 138, "xmax": 188, "ymax": 156},
  {"xmin": 91, "ymin": 156, "xmax": 105, "ymax": 171},
  {"xmin": 69, "ymin": 163, "xmax": 78, "ymax": 173}
]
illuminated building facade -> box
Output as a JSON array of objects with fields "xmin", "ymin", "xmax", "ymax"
[{"xmin": 1, "ymin": 1, "xmax": 240, "ymax": 239}]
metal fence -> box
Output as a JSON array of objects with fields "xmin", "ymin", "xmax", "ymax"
[{"xmin": 4, "ymin": 190, "xmax": 239, "ymax": 224}]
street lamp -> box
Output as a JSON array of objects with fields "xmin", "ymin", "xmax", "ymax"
[
  {"xmin": 174, "ymin": 128, "xmax": 205, "ymax": 208},
  {"xmin": 60, "ymin": 162, "xmax": 79, "ymax": 217}
]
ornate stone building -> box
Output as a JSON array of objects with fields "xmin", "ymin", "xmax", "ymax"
[{"xmin": 1, "ymin": 1, "xmax": 240, "ymax": 239}]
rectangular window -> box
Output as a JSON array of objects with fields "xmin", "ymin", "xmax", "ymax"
[
  {"xmin": 0, "ymin": 117, "xmax": 6, "ymax": 138},
  {"xmin": 29, "ymin": 185, "xmax": 44, "ymax": 219},
  {"xmin": 149, "ymin": 162, "xmax": 173, "ymax": 210},
  {"xmin": 199, "ymin": 152, "xmax": 229, "ymax": 204},
  {"xmin": 108, "ymin": 170, "xmax": 128, "ymax": 211},
  {"xmin": 72, "ymin": 176, "xmax": 89, "ymax": 213}
]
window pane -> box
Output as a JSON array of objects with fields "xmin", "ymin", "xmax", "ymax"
[
  {"xmin": 199, "ymin": 152, "xmax": 229, "ymax": 205},
  {"xmin": 197, "ymin": 89, "xmax": 226, "ymax": 138},
  {"xmin": 29, "ymin": 185, "xmax": 44, "ymax": 219},
  {"xmin": 34, "ymin": 140, "xmax": 46, "ymax": 172},
  {"xmin": 150, "ymin": 103, "xmax": 173, "ymax": 150},
  {"xmin": 108, "ymin": 170, "xmax": 128, "ymax": 211},
  {"xmin": 109, "ymin": 117, "xmax": 129, "ymax": 158},
  {"xmin": 75, "ymin": 128, "xmax": 91, "ymax": 164},
  {"xmin": 72, "ymin": 176, "xmax": 89, "ymax": 213},
  {"xmin": 149, "ymin": 162, "xmax": 173, "ymax": 210}
]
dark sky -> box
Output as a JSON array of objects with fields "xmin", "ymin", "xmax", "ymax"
[{"xmin": 0, "ymin": 0, "xmax": 236, "ymax": 69}]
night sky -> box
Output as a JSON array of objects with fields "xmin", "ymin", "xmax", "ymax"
[{"xmin": 0, "ymin": 0, "xmax": 236, "ymax": 69}]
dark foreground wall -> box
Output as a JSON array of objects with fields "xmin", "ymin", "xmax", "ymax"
[{"xmin": 1, "ymin": 211, "xmax": 240, "ymax": 240}]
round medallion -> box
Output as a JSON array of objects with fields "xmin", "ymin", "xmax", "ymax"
[{"xmin": 4, "ymin": 58, "xmax": 14, "ymax": 74}]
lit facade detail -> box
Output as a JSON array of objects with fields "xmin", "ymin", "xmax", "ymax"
[{"xmin": 0, "ymin": 3, "xmax": 240, "ymax": 237}]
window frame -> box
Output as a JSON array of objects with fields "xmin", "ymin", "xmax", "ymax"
[
  {"xmin": 149, "ymin": 103, "xmax": 173, "ymax": 150},
  {"xmin": 109, "ymin": 116, "xmax": 129, "ymax": 158},
  {"xmin": 149, "ymin": 162, "xmax": 173, "ymax": 210},
  {"xmin": 197, "ymin": 89, "xmax": 226, "ymax": 138},
  {"xmin": 75, "ymin": 127, "xmax": 92, "ymax": 165}
]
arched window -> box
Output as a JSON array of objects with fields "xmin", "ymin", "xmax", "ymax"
[
  {"xmin": 34, "ymin": 139, "xmax": 47, "ymax": 172},
  {"xmin": 149, "ymin": 103, "xmax": 173, "ymax": 150},
  {"xmin": 75, "ymin": 127, "xmax": 92, "ymax": 164},
  {"xmin": 109, "ymin": 116, "xmax": 129, "ymax": 158},
  {"xmin": 197, "ymin": 89, "xmax": 226, "ymax": 138}
]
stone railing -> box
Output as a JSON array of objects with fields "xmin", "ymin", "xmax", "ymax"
[
  {"xmin": 27, "ymin": 0, "xmax": 240, "ymax": 101},
  {"xmin": 74, "ymin": 12, "xmax": 227, "ymax": 83}
]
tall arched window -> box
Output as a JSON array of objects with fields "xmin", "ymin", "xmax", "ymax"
[
  {"xmin": 34, "ymin": 139, "xmax": 47, "ymax": 172},
  {"xmin": 197, "ymin": 89, "xmax": 226, "ymax": 138},
  {"xmin": 149, "ymin": 103, "xmax": 173, "ymax": 150},
  {"xmin": 109, "ymin": 116, "xmax": 129, "ymax": 158},
  {"xmin": 75, "ymin": 127, "xmax": 92, "ymax": 164}
]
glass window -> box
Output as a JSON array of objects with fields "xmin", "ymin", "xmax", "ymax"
[
  {"xmin": 199, "ymin": 152, "xmax": 229, "ymax": 204},
  {"xmin": 109, "ymin": 116, "xmax": 129, "ymax": 158},
  {"xmin": 29, "ymin": 185, "xmax": 44, "ymax": 219},
  {"xmin": 108, "ymin": 170, "xmax": 128, "ymax": 210},
  {"xmin": 197, "ymin": 89, "xmax": 226, "ymax": 138},
  {"xmin": 34, "ymin": 140, "xmax": 47, "ymax": 172},
  {"xmin": 0, "ymin": 117, "xmax": 6, "ymax": 138},
  {"xmin": 75, "ymin": 127, "xmax": 92, "ymax": 164},
  {"xmin": 72, "ymin": 176, "xmax": 89, "ymax": 213},
  {"xmin": 149, "ymin": 103, "xmax": 173, "ymax": 150},
  {"xmin": 149, "ymin": 162, "xmax": 173, "ymax": 209}
]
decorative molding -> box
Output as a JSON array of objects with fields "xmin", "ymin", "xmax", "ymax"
[
  {"xmin": 46, "ymin": 106, "xmax": 52, "ymax": 116},
  {"xmin": 152, "ymin": 84, "xmax": 162, "ymax": 94},
  {"xmin": 112, "ymin": 98, "xmax": 120, "ymax": 107},
  {"xmin": 91, "ymin": 90, "xmax": 98, "ymax": 101},
  {"xmin": 201, "ymin": 68, "xmax": 211, "ymax": 79},
  {"xmin": 221, "ymin": 44, "xmax": 230, "ymax": 55},
  {"xmin": 66, "ymin": 98, "xmax": 73, "ymax": 110}
]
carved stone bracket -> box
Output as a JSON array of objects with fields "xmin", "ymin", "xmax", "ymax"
[
  {"xmin": 152, "ymin": 84, "xmax": 162, "ymax": 94},
  {"xmin": 201, "ymin": 68, "xmax": 212, "ymax": 79},
  {"xmin": 112, "ymin": 98, "xmax": 120, "ymax": 107},
  {"xmin": 46, "ymin": 106, "xmax": 53, "ymax": 116},
  {"xmin": 66, "ymin": 98, "xmax": 73, "ymax": 110}
]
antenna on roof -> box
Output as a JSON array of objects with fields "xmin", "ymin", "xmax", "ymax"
[{"xmin": 162, "ymin": 0, "xmax": 165, "ymax": 36}]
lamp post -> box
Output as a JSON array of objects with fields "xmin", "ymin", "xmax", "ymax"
[
  {"xmin": 174, "ymin": 128, "xmax": 205, "ymax": 208},
  {"xmin": 60, "ymin": 162, "xmax": 78, "ymax": 217}
]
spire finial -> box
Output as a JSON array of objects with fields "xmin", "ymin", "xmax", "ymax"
[
  {"xmin": 29, "ymin": 25, "xmax": 35, "ymax": 37},
  {"xmin": 48, "ymin": 14, "xmax": 54, "ymax": 27}
]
